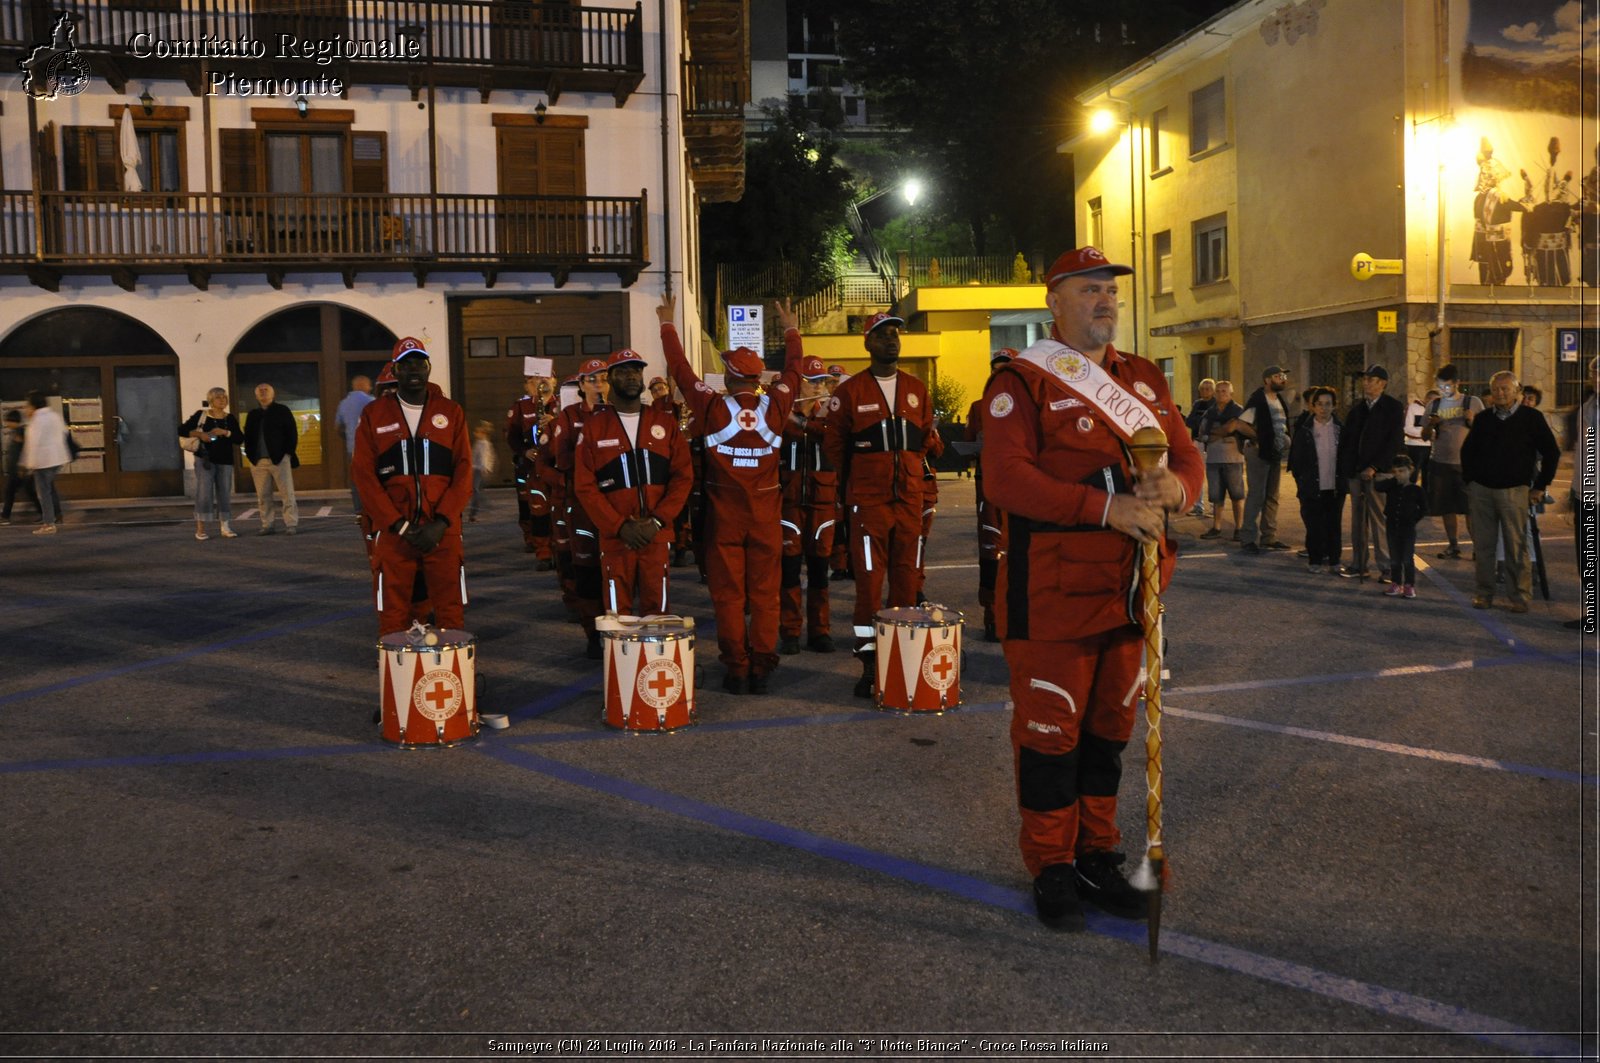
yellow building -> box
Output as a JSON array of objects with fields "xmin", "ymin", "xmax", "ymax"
[{"xmin": 1067, "ymin": 0, "xmax": 1594, "ymax": 419}]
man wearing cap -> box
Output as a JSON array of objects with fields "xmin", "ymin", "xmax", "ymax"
[
  {"xmin": 1337, "ymin": 365, "xmax": 1405, "ymax": 579},
  {"xmin": 572, "ymin": 350, "xmax": 693, "ymax": 616},
  {"xmin": 966, "ymin": 348, "xmax": 1016, "ymax": 640},
  {"xmin": 543, "ymin": 360, "xmax": 613, "ymax": 657},
  {"xmin": 505, "ymin": 374, "xmax": 558, "ymax": 565},
  {"xmin": 352, "ymin": 337, "xmax": 473, "ymax": 636},
  {"xmin": 1235, "ymin": 365, "xmax": 1294, "ymax": 554},
  {"xmin": 981, "ymin": 247, "xmax": 1203, "ymax": 931},
  {"xmin": 823, "ymin": 312, "xmax": 938, "ymax": 698},
  {"xmin": 778, "ymin": 356, "xmax": 840, "ymax": 654},
  {"xmin": 658, "ymin": 294, "xmax": 805, "ymax": 694}
]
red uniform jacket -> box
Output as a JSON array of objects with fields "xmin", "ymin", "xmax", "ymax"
[
  {"xmin": 982, "ymin": 344, "xmax": 1203, "ymax": 642},
  {"xmin": 504, "ymin": 393, "xmax": 555, "ymax": 460},
  {"xmin": 537, "ymin": 400, "xmax": 605, "ymax": 523},
  {"xmin": 661, "ymin": 323, "xmax": 803, "ymax": 520},
  {"xmin": 780, "ymin": 401, "xmax": 838, "ymax": 511},
  {"xmin": 353, "ymin": 384, "xmax": 473, "ymax": 531},
  {"xmin": 572, "ymin": 405, "xmax": 693, "ymax": 552},
  {"xmin": 822, "ymin": 369, "xmax": 935, "ymax": 508}
]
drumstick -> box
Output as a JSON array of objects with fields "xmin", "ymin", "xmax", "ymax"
[{"xmin": 1126, "ymin": 424, "xmax": 1168, "ymax": 963}]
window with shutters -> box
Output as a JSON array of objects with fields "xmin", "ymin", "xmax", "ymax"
[
  {"xmin": 62, "ymin": 127, "xmax": 119, "ymax": 192},
  {"xmin": 218, "ymin": 120, "xmax": 388, "ymax": 254},
  {"xmin": 1193, "ymin": 213, "xmax": 1228, "ymax": 285},
  {"xmin": 1190, "ymin": 79, "xmax": 1227, "ymax": 157},
  {"xmin": 495, "ymin": 116, "xmax": 588, "ymax": 256}
]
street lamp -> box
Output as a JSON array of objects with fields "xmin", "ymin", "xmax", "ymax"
[{"xmin": 903, "ymin": 177, "xmax": 922, "ymax": 207}]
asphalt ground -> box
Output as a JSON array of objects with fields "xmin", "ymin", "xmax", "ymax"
[{"xmin": 1, "ymin": 479, "xmax": 1595, "ymax": 1061}]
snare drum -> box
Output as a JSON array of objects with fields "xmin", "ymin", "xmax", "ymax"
[
  {"xmin": 597, "ymin": 614, "xmax": 696, "ymax": 732},
  {"xmin": 874, "ymin": 605, "xmax": 964, "ymax": 713},
  {"xmin": 377, "ymin": 628, "xmax": 479, "ymax": 748}
]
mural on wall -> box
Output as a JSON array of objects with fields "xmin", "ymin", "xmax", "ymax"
[{"xmin": 1453, "ymin": 1, "xmax": 1596, "ymax": 287}]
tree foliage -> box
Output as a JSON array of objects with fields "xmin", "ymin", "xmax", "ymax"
[
  {"xmin": 810, "ymin": 0, "xmax": 1234, "ymax": 255},
  {"xmin": 699, "ymin": 109, "xmax": 857, "ymax": 294}
]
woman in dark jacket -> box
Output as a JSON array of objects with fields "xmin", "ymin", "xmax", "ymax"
[
  {"xmin": 1287, "ymin": 386, "xmax": 1345, "ymax": 573},
  {"xmin": 182, "ymin": 387, "xmax": 244, "ymax": 541}
]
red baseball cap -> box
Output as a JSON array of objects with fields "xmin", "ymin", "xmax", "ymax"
[
  {"xmin": 991, "ymin": 348, "xmax": 1018, "ymax": 366},
  {"xmin": 721, "ymin": 347, "xmax": 765, "ymax": 378},
  {"xmin": 375, "ymin": 363, "xmax": 399, "ymax": 388},
  {"xmin": 579, "ymin": 358, "xmax": 608, "ymax": 376},
  {"xmin": 391, "ymin": 336, "xmax": 430, "ymax": 362},
  {"xmin": 798, "ymin": 356, "xmax": 830, "ymax": 381},
  {"xmin": 827, "ymin": 364, "xmax": 847, "ymax": 377},
  {"xmin": 648, "ymin": 376, "xmax": 668, "ymax": 388},
  {"xmin": 606, "ymin": 348, "xmax": 647, "ymax": 370},
  {"xmin": 863, "ymin": 312, "xmax": 904, "ymax": 336},
  {"xmin": 1045, "ymin": 247, "xmax": 1133, "ymax": 288}
]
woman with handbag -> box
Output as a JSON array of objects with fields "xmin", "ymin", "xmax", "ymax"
[{"xmin": 182, "ymin": 388, "xmax": 243, "ymax": 541}]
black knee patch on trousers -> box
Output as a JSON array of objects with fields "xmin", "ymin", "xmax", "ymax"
[
  {"xmin": 781, "ymin": 553, "xmax": 803, "ymax": 588},
  {"xmin": 1077, "ymin": 733, "xmax": 1127, "ymax": 798},
  {"xmin": 529, "ymin": 514, "xmax": 550, "ymax": 535},
  {"xmin": 978, "ymin": 556, "xmax": 997, "ymax": 592},
  {"xmin": 806, "ymin": 554, "xmax": 830, "ymax": 585},
  {"xmin": 1018, "ymin": 744, "xmax": 1081, "ymax": 812},
  {"xmin": 575, "ymin": 565, "xmax": 602, "ymax": 600}
]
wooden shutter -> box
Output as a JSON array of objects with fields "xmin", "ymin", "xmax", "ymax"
[
  {"xmin": 350, "ymin": 131, "xmax": 387, "ymax": 194},
  {"xmin": 219, "ymin": 128, "xmax": 258, "ymax": 196},
  {"xmin": 62, "ymin": 126, "xmax": 117, "ymax": 191}
]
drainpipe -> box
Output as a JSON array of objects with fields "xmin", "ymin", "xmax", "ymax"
[
  {"xmin": 1433, "ymin": 0, "xmax": 1450, "ymax": 372},
  {"xmin": 658, "ymin": 0, "xmax": 674, "ymax": 302}
]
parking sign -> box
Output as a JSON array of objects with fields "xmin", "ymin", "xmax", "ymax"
[
  {"xmin": 727, "ymin": 305, "xmax": 763, "ymax": 352},
  {"xmin": 1559, "ymin": 328, "xmax": 1580, "ymax": 363}
]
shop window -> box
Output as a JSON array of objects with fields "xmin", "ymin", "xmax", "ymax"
[
  {"xmin": 235, "ymin": 307, "xmax": 323, "ymax": 354},
  {"xmin": 115, "ymin": 365, "xmax": 181, "ymax": 472},
  {"xmin": 582, "ymin": 334, "xmax": 613, "ymax": 356}
]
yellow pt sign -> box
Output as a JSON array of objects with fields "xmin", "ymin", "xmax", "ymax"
[{"xmin": 1351, "ymin": 253, "xmax": 1404, "ymax": 280}]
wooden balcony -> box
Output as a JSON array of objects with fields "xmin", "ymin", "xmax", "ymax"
[
  {"xmin": 681, "ymin": 59, "xmax": 745, "ymax": 203},
  {"xmin": 0, "ymin": 189, "xmax": 649, "ymax": 289},
  {"xmin": 1, "ymin": 0, "xmax": 644, "ymax": 104}
]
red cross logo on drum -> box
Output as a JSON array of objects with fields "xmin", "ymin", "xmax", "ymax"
[
  {"xmin": 413, "ymin": 668, "xmax": 464, "ymax": 721},
  {"xmin": 735, "ymin": 409, "xmax": 759, "ymax": 432},
  {"xmin": 636, "ymin": 659, "xmax": 685, "ymax": 710},
  {"xmin": 921, "ymin": 643, "xmax": 958, "ymax": 692}
]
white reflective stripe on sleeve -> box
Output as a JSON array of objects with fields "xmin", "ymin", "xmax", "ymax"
[
  {"xmin": 813, "ymin": 519, "xmax": 835, "ymax": 542},
  {"xmin": 660, "ymin": 575, "xmax": 668, "ymax": 613},
  {"xmin": 915, "ymin": 535, "xmax": 924, "ymax": 570},
  {"xmin": 1100, "ymin": 494, "xmax": 1113, "ymax": 527},
  {"xmin": 459, "ymin": 565, "xmax": 468, "ymax": 605},
  {"xmin": 780, "ymin": 520, "xmax": 801, "ymax": 535},
  {"xmin": 1123, "ymin": 670, "xmax": 1145, "ymax": 707},
  {"xmin": 862, "ymin": 535, "xmax": 873, "ymax": 571},
  {"xmin": 1027, "ymin": 678, "xmax": 1078, "ymax": 714}
]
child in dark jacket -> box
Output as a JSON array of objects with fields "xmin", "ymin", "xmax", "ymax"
[{"xmin": 1377, "ymin": 453, "xmax": 1428, "ymax": 597}]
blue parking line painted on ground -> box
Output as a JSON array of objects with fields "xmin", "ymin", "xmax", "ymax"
[
  {"xmin": 0, "ymin": 607, "xmax": 367, "ymax": 710},
  {"xmin": 478, "ymin": 742, "xmax": 1580, "ymax": 1058}
]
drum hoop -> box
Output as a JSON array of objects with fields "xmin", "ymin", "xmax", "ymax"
[{"xmin": 377, "ymin": 631, "xmax": 476, "ymax": 652}]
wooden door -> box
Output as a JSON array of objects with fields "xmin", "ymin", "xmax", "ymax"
[{"xmin": 496, "ymin": 124, "xmax": 585, "ymax": 257}]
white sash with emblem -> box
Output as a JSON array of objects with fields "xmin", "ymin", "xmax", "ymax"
[{"xmin": 1016, "ymin": 340, "xmax": 1162, "ymax": 445}]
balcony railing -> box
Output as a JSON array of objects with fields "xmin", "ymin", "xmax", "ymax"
[
  {"xmin": 683, "ymin": 60, "xmax": 745, "ymax": 118},
  {"xmin": 0, "ymin": 190, "xmax": 648, "ymax": 287},
  {"xmin": 2, "ymin": 0, "xmax": 645, "ymax": 101}
]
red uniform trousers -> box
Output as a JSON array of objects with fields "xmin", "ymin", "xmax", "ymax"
[
  {"xmin": 976, "ymin": 494, "xmax": 1004, "ymax": 630},
  {"xmin": 600, "ymin": 541, "xmax": 672, "ymax": 616},
  {"xmin": 517, "ymin": 458, "xmax": 553, "ymax": 559},
  {"xmin": 848, "ymin": 499, "xmax": 923, "ymax": 649},
  {"xmin": 362, "ymin": 518, "xmax": 433, "ymax": 626},
  {"xmin": 916, "ymin": 479, "xmax": 937, "ymax": 597},
  {"xmin": 570, "ymin": 506, "xmax": 602, "ymax": 639},
  {"xmin": 706, "ymin": 504, "xmax": 782, "ymax": 677},
  {"xmin": 780, "ymin": 502, "xmax": 835, "ymax": 639},
  {"xmin": 1003, "ymin": 628, "xmax": 1142, "ymax": 878},
  {"xmin": 372, "ymin": 529, "xmax": 466, "ymax": 637}
]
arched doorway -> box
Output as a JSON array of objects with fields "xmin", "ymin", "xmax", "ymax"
[
  {"xmin": 228, "ymin": 305, "xmax": 397, "ymax": 492},
  {"xmin": 0, "ymin": 309, "xmax": 183, "ymax": 499}
]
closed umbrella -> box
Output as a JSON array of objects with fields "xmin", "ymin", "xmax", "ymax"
[{"xmin": 119, "ymin": 106, "xmax": 143, "ymax": 192}]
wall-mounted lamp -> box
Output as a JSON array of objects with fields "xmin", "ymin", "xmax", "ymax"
[
  {"xmin": 295, "ymin": 94, "xmax": 309, "ymax": 118},
  {"xmin": 534, "ymin": 101, "xmax": 547, "ymax": 125},
  {"xmin": 138, "ymin": 86, "xmax": 154, "ymax": 116}
]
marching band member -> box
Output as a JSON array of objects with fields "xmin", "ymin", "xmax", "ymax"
[
  {"xmin": 778, "ymin": 356, "xmax": 840, "ymax": 655},
  {"xmin": 968, "ymin": 348, "xmax": 1016, "ymax": 640},
  {"xmin": 505, "ymin": 374, "xmax": 557, "ymax": 566},
  {"xmin": 542, "ymin": 360, "xmax": 611, "ymax": 658}
]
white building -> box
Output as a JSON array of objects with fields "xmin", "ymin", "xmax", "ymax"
[{"xmin": 0, "ymin": 0, "xmax": 748, "ymax": 500}]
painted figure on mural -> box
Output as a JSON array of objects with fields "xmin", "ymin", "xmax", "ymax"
[{"xmin": 1518, "ymin": 137, "xmax": 1578, "ymax": 287}]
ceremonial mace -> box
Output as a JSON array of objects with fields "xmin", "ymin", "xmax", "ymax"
[{"xmin": 1126, "ymin": 424, "xmax": 1169, "ymax": 962}]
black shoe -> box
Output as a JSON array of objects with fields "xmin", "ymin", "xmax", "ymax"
[
  {"xmin": 1266, "ymin": 540, "xmax": 1290, "ymax": 550},
  {"xmin": 984, "ymin": 622, "xmax": 999, "ymax": 643},
  {"xmin": 1032, "ymin": 864, "xmax": 1086, "ymax": 932},
  {"xmin": 722, "ymin": 672, "xmax": 746, "ymax": 695},
  {"xmin": 1436, "ymin": 546, "xmax": 1462, "ymax": 560},
  {"xmin": 830, "ymin": 569, "xmax": 851, "ymax": 582},
  {"xmin": 747, "ymin": 672, "xmax": 769, "ymax": 695},
  {"xmin": 1337, "ymin": 566, "xmax": 1367, "ymax": 579},
  {"xmin": 1241, "ymin": 542, "xmax": 1261, "ymax": 555},
  {"xmin": 1074, "ymin": 851, "xmax": 1148, "ymax": 920},
  {"xmin": 853, "ymin": 665, "xmax": 875, "ymax": 699},
  {"xmin": 585, "ymin": 633, "xmax": 603, "ymax": 660},
  {"xmin": 807, "ymin": 633, "xmax": 836, "ymax": 653},
  {"xmin": 523, "ymin": 542, "xmax": 537, "ymax": 553},
  {"xmin": 535, "ymin": 558, "xmax": 554, "ymax": 571},
  {"xmin": 778, "ymin": 635, "xmax": 801, "ymax": 655}
]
